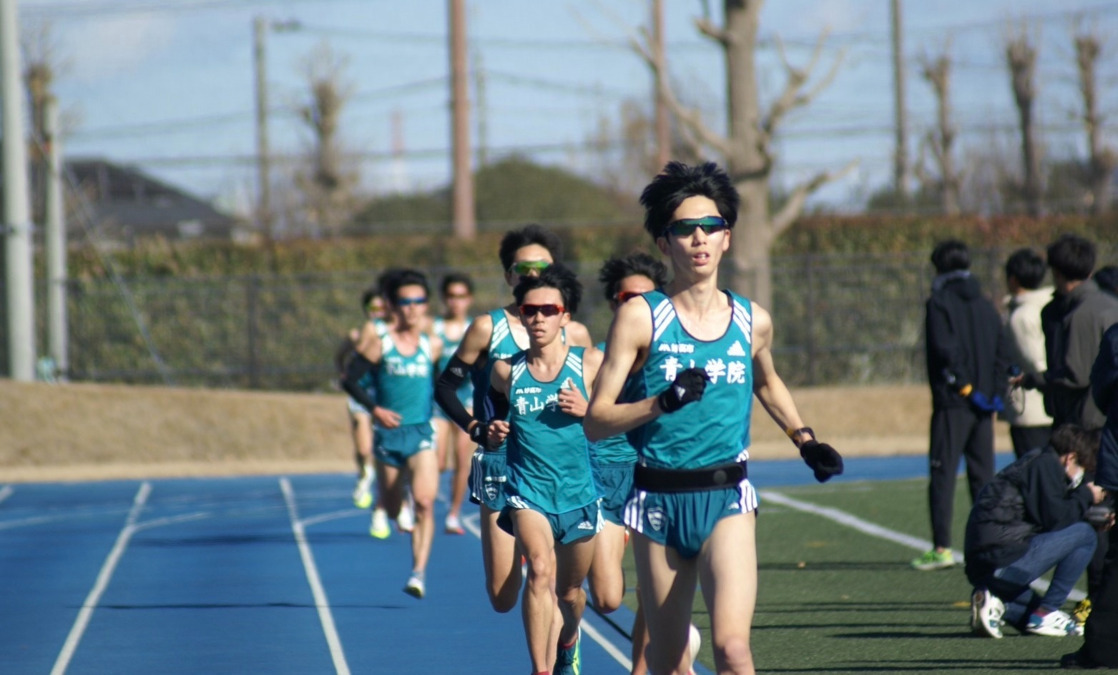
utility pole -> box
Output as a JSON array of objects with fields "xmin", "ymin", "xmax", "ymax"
[
  {"xmin": 448, "ymin": 0, "xmax": 476, "ymax": 238},
  {"xmin": 253, "ymin": 16, "xmax": 273, "ymax": 243},
  {"xmin": 44, "ymin": 95, "xmax": 67, "ymax": 379},
  {"xmin": 1, "ymin": 0, "xmax": 36, "ymax": 381},
  {"xmin": 474, "ymin": 48, "xmax": 488, "ymax": 168},
  {"xmin": 891, "ymin": 0, "xmax": 910, "ymax": 198},
  {"xmin": 652, "ymin": 0, "xmax": 670, "ymax": 169}
]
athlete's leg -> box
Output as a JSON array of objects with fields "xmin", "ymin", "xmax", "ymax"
[
  {"xmin": 408, "ymin": 448, "xmax": 439, "ymax": 574},
  {"xmin": 588, "ymin": 520, "xmax": 626, "ymax": 613},
  {"xmin": 446, "ymin": 426, "xmax": 473, "ymax": 524},
  {"xmin": 632, "ymin": 532, "xmax": 699, "ymax": 675},
  {"xmin": 432, "ymin": 417, "xmax": 452, "ymax": 473},
  {"xmin": 698, "ymin": 512, "xmax": 757, "ymax": 675},
  {"xmin": 376, "ymin": 460, "xmax": 403, "ymax": 518},
  {"xmin": 630, "ymin": 589, "xmax": 650, "ymax": 675},
  {"xmin": 555, "ymin": 533, "xmax": 596, "ymax": 647},
  {"xmin": 479, "ymin": 504, "xmax": 522, "ymax": 612},
  {"xmin": 515, "ymin": 509, "xmax": 559, "ymax": 672}
]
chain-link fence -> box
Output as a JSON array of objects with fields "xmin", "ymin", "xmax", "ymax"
[{"xmin": 8, "ymin": 245, "xmax": 1116, "ymax": 391}]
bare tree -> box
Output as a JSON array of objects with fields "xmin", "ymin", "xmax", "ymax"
[
  {"xmin": 1074, "ymin": 28, "xmax": 1116, "ymax": 215},
  {"xmin": 915, "ymin": 50, "xmax": 961, "ymax": 215},
  {"xmin": 1005, "ymin": 24, "xmax": 1043, "ymax": 217},
  {"xmin": 632, "ymin": 0, "xmax": 855, "ymax": 309},
  {"xmin": 294, "ymin": 42, "xmax": 360, "ymax": 238},
  {"xmin": 21, "ymin": 21, "xmax": 67, "ymax": 226}
]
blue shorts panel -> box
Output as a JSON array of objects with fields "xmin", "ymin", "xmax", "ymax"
[
  {"xmin": 623, "ymin": 478, "xmax": 759, "ymax": 559},
  {"xmin": 498, "ymin": 496, "xmax": 602, "ymax": 545},
  {"xmin": 373, "ymin": 422, "xmax": 435, "ymax": 468},
  {"xmin": 469, "ymin": 449, "xmax": 508, "ymax": 510},
  {"xmin": 593, "ymin": 462, "xmax": 634, "ymax": 526}
]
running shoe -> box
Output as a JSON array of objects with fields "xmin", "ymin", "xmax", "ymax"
[
  {"xmin": 1027, "ymin": 610, "xmax": 1083, "ymax": 637},
  {"xmin": 554, "ymin": 627, "xmax": 580, "ymax": 675},
  {"xmin": 444, "ymin": 513, "xmax": 465, "ymax": 535},
  {"xmin": 352, "ymin": 468, "xmax": 374, "ymax": 509},
  {"xmin": 687, "ymin": 623, "xmax": 702, "ymax": 674},
  {"xmin": 397, "ymin": 493, "xmax": 415, "ymax": 533},
  {"xmin": 369, "ymin": 507, "xmax": 391, "ymax": 539},
  {"xmin": 1072, "ymin": 598, "xmax": 1092, "ymax": 627},
  {"xmin": 911, "ymin": 548, "xmax": 955, "ymax": 571},
  {"xmin": 969, "ymin": 587, "xmax": 1005, "ymax": 639},
  {"xmin": 404, "ymin": 571, "xmax": 425, "ymax": 599}
]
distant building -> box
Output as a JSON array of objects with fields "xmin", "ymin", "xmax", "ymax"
[{"xmin": 64, "ymin": 158, "xmax": 250, "ymax": 245}]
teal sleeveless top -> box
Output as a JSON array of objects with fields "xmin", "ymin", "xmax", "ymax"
[
  {"xmin": 434, "ymin": 316, "xmax": 474, "ymax": 400},
  {"xmin": 590, "ymin": 341, "xmax": 638, "ymax": 465},
  {"xmin": 471, "ymin": 308, "xmax": 526, "ymax": 451},
  {"xmin": 374, "ymin": 332, "xmax": 434, "ymax": 427},
  {"xmin": 507, "ymin": 346, "xmax": 598, "ymax": 512},
  {"xmin": 633, "ymin": 289, "xmax": 754, "ymax": 469}
]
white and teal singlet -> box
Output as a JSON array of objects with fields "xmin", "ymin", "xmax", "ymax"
[
  {"xmin": 373, "ymin": 332, "xmax": 435, "ymax": 428},
  {"xmin": 433, "ymin": 316, "xmax": 474, "ymax": 403},
  {"xmin": 506, "ymin": 346, "xmax": 598, "ymax": 513},
  {"xmin": 632, "ymin": 289, "xmax": 754, "ymax": 469}
]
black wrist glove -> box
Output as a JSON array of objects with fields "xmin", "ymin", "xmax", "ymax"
[
  {"xmin": 468, "ymin": 421, "xmax": 490, "ymax": 448},
  {"xmin": 1019, "ymin": 372, "xmax": 1043, "ymax": 390},
  {"xmin": 800, "ymin": 440, "xmax": 844, "ymax": 483},
  {"xmin": 657, "ymin": 367, "xmax": 710, "ymax": 413}
]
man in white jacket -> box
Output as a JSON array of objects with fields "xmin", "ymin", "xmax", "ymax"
[{"xmin": 1004, "ymin": 248, "xmax": 1054, "ymax": 458}]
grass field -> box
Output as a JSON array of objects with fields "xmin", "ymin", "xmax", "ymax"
[{"xmin": 618, "ymin": 476, "xmax": 1087, "ymax": 674}]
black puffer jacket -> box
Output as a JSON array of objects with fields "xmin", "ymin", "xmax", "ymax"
[
  {"xmin": 964, "ymin": 446, "xmax": 1093, "ymax": 581},
  {"xmin": 1091, "ymin": 323, "xmax": 1118, "ymax": 491},
  {"xmin": 925, "ymin": 273, "xmax": 1010, "ymax": 410}
]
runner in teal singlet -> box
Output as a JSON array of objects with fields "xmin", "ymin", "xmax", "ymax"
[
  {"xmin": 342, "ymin": 269, "xmax": 443, "ymax": 599},
  {"xmin": 430, "ymin": 273, "xmax": 475, "ymax": 535},
  {"xmin": 487, "ymin": 263, "xmax": 602, "ymax": 675},
  {"xmin": 434, "ymin": 225, "xmax": 593, "ymax": 615},
  {"xmin": 585, "ymin": 162, "xmax": 844, "ymax": 675}
]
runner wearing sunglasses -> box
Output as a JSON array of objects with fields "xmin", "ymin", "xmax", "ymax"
[
  {"xmin": 585, "ymin": 162, "xmax": 844, "ymax": 675},
  {"xmin": 485, "ymin": 263, "xmax": 602, "ymax": 675},
  {"xmin": 434, "ymin": 225, "xmax": 593, "ymax": 617}
]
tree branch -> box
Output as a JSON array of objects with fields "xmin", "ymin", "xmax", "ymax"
[
  {"xmin": 762, "ymin": 31, "xmax": 845, "ymax": 141},
  {"xmin": 769, "ymin": 160, "xmax": 859, "ymax": 237}
]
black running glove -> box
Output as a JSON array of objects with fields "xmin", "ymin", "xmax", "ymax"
[
  {"xmin": 800, "ymin": 440, "xmax": 844, "ymax": 483},
  {"xmin": 468, "ymin": 421, "xmax": 490, "ymax": 448},
  {"xmin": 657, "ymin": 367, "xmax": 710, "ymax": 413}
]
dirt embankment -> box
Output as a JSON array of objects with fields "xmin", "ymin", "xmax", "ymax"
[{"xmin": 0, "ymin": 379, "xmax": 1012, "ymax": 483}]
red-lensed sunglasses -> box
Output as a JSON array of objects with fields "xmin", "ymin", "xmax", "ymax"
[{"xmin": 519, "ymin": 304, "xmax": 565, "ymax": 318}]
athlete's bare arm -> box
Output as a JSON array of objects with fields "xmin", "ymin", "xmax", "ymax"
[
  {"xmin": 557, "ymin": 346, "xmax": 602, "ymax": 418},
  {"xmin": 749, "ymin": 302, "xmax": 810, "ymax": 442},
  {"xmin": 585, "ymin": 300, "xmax": 659, "ymax": 441},
  {"xmin": 453, "ymin": 312, "xmax": 494, "ymax": 367}
]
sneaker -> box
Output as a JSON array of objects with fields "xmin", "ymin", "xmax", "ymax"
[
  {"xmin": 1072, "ymin": 598, "xmax": 1092, "ymax": 626},
  {"xmin": 397, "ymin": 494, "xmax": 415, "ymax": 533},
  {"xmin": 369, "ymin": 508, "xmax": 391, "ymax": 539},
  {"xmin": 911, "ymin": 549, "xmax": 955, "ymax": 571},
  {"xmin": 553, "ymin": 626, "xmax": 581, "ymax": 675},
  {"xmin": 970, "ymin": 588, "xmax": 1005, "ymax": 638},
  {"xmin": 1027, "ymin": 610, "xmax": 1083, "ymax": 637},
  {"xmin": 352, "ymin": 469, "xmax": 374, "ymax": 509},
  {"xmin": 687, "ymin": 623, "xmax": 702, "ymax": 672},
  {"xmin": 444, "ymin": 513, "xmax": 465, "ymax": 535},
  {"xmin": 404, "ymin": 571, "xmax": 425, "ymax": 599}
]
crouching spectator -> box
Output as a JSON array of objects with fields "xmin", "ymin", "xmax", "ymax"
[{"xmin": 965, "ymin": 424, "xmax": 1106, "ymax": 638}]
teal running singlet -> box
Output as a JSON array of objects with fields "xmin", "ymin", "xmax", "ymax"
[
  {"xmin": 507, "ymin": 346, "xmax": 598, "ymax": 513},
  {"xmin": 434, "ymin": 316, "xmax": 474, "ymax": 404},
  {"xmin": 472, "ymin": 308, "xmax": 526, "ymax": 449},
  {"xmin": 374, "ymin": 332, "xmax": 434, "ymax": 427},
  {"xmin": 633, "ymin": 289, "xmax": 754, "ymax": 469}
]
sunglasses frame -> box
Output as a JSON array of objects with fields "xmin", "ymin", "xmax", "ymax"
[
  {"xmin": 508, "ymin": 260, "xmax": 552, "ymax": 277},
  {"xmin": 518, "ymin": 303, "xmax": 565, "ymax": 318},
  {"xmin": 614, "ymin": 290, "xmax": 645, "ymax": 304},
  {"xmin": 663, "ymin": 216, "xmax": 729, "ymax": 238},
  {"xmin": 394, "ymin": 297, "xmax": 428, "ymax": 307}
]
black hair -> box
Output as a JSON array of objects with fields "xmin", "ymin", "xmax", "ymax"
[
  {"xmin": 498, "ymin": 224, "xmax": 563, "ymax": 272},
  {"xmin": 930, "ymin": 240, "xmax": 970, "ymax": 274},
  {"xmin": 1093, "ymin": 264, "xmax": 1118, "ymax": 296},
  {"xmin": 513, "ymin": 263, "xmax": 582, "ymax": 314},
  {"xmin": 440, "ymin": 272, "xmax": 474, "ymax": 298},
  {"xmin": 639, "ymin": 161, "xmax": 740, "ymax": 239},
  {"xmin": 360, "ymin": 285, "xmax": 379, "ymax": 311},
  {"xmin": 598, "ymin": 252, "xmax": 669, "ymax": 301},
  {"xmin": 384, "ymin": 268, "xmax": 429, "ymax": 305},
  {"xmin": 1004, "ymin": 248, "xmax": 1047, "ymax": 289},
  {"xmin": 1049, "ymin": 423, "xmax": 1099, "ymax": 473},
  {"xmin": 1046, "ymin": 234, "xmax": 1096, "ymax": 281},
  {"xmin": 377, "ymin": 268, "xmax": 406, "ymax": 297}
]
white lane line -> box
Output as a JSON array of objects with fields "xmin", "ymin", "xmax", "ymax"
[
  {"xmin": 280, "ymin": 478, "xmax": 350, "ymax": 675},
  {"xmin": 760, "ymin": 489, "xmax": 1084, "ymax": 601},
  {"xmin": 0, "ymin": 485, "xmax": 13, "ymax": 504},
  {"xmin": 301, "ymin": 509, "xmax": 363, "ymax": 529},
  {"xmin": 51, "ymin": 482, "xmax": 151, "ymax": 675}
]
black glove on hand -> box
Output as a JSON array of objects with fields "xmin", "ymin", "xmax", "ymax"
[
  {"xmin": 1019, "ymin": 372, "xmax": 1044, "ymax": 390},
  {"xmin": 657, "ymin": 367, "xmax": 710, "ymax": 413},
  {"xmin": 468, "ymin": 421, "xmax": 490, "ymax": 448},
  {"xmin": 800, "ymin": 440, "xmax": 844, "ymax": 483}
]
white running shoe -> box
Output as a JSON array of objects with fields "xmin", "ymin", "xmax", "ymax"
[
  {"xmin": 444, "ymin": 512, "xmax": 464, "ymax": 535},
  {"xmin": 352, "ymin": 467, "xmax": 374, "ymax": 509},
  {"xmin": 369, "ymin": 508, "xmax": 390, "ymax": 539},
  {"xmin": 397, "ymin": 494, "xmax": 415, "ymax": 533},
  {"xmin": 687, "ymin": 623, "xmax": 702, "ymax": 674},
  {"xmin": 1026, "ymin": 609, "xmax": 1082, "ymax": 637},
  {"xmin": 404, "ymin": 571, "xmax": 425, "ymax": 599},
  {"xmin": 970, "ymin": 588, "xmax": 1005, "ymax": 638}
]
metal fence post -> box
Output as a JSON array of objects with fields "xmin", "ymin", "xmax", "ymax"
[{"xmin": 246, "ymin": 275, "xmax": 260, "ymax": 389}]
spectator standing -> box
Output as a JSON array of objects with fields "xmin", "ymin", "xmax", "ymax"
[
  {"xmin": 1003, "ymin": 248, "xmax": 1055, "ymax": 457},
  {"xmin": 913, "ymin": 240, "xmax": 1011, "ymax": 571}
]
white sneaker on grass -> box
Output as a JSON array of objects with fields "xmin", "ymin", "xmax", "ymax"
[
  {"xmin": 970, "ymin": 588, "xmax": 1005, "ymax": 638},
  {"xmin": 1026, "ymin": 610, "xmax": 1082, "ymax": 637}
]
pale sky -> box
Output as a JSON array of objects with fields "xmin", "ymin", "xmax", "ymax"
[{"xmin": 17, "ymin": 0, "xmax": 1118, "ymax": 215}]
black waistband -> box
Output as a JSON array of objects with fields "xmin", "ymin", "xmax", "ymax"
[{"xmin": 633, "ymin": 461, "xmax": 747, "ymax": 493}]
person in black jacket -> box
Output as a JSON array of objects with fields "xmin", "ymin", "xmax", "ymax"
[
  {"xmin": 966, "ymin": 424, "xmax": 1106, "ymax": 639},
  {"xmin": 913, "ymin": 240, "xmax": 1012, "ymax": 571}
]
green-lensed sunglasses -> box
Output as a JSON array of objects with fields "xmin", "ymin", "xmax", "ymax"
[
  {"xmin": 508, "ymin": 260, "xmax": 551, "ymax": 277},
  {"xmin": 663, "ymin": 216, "xmax": 728, "ymax": 238}
]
